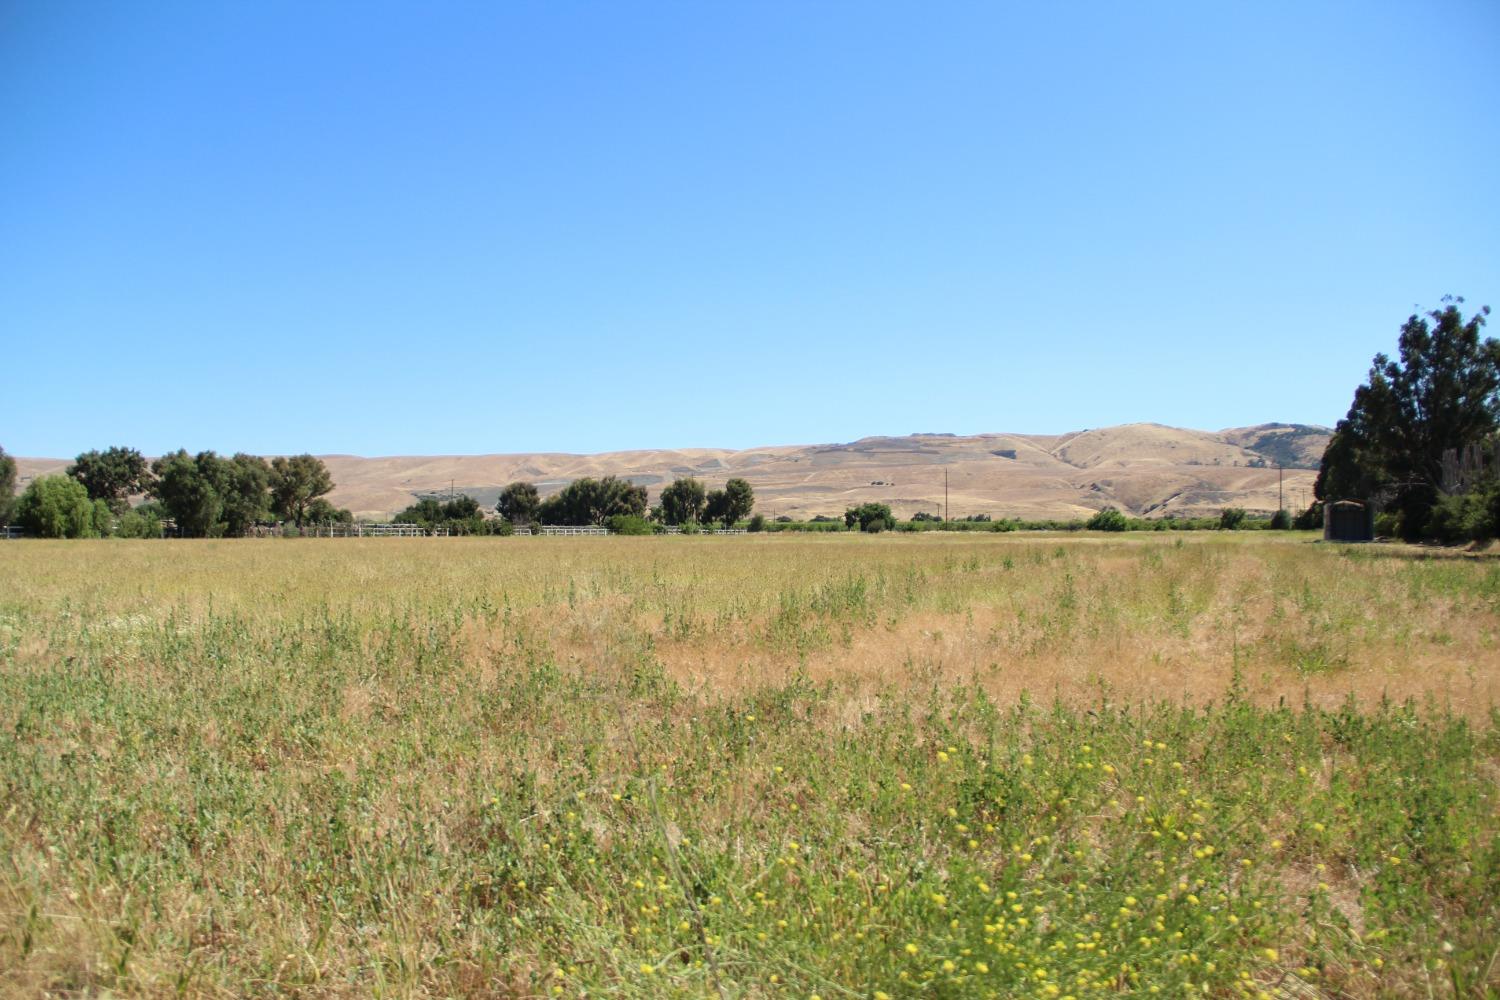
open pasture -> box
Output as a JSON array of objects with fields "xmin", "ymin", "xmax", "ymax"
[{"xmin": 1, "ymin": 535, "xmax": 1498, "ymax": 997}]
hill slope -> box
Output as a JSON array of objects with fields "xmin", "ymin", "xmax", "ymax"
[{"xmin": 12, "ymin": 423, "xmax": 1330, "ymax": 521}]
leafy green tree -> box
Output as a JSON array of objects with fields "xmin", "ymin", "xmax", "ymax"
[
  {"xmin": 15, "ymin": 475, "xmax": 97, "ymax": 538},
  {"xmin": 537, "ymin": 477, "xmax": 647, "ymax": 526},
  {"xmin": 397, "ymin": 498, "xmax": 445, "ymax": 525},
  {"xmin": 1086, "ymin": 507, "xmax": 1129, "ymax": 531},
  {"xmin": 444, "ymin": 494, "xmax": 481, "ymax": 519},
  {"xmin": 1269, "ymin": 509, "xmax": 1292, "ymax": 530},
  {"xmin": 1219, "ymin": 507, "xmax": 1247, "ymax": 530},
  {"xmin": 67, "ymin": 446, "xmax": 152, "ymax": 513},
  {"xmin": 151, "ymin": 450, "xmax": 227, "ymax": 537},
  {"xmin": 219, "ymin": 453, "xmax": 272, "ymax": 536},
  {"xmin": 440, "ymin": 495, "xmax": 489, "ymax": 534},
  {"xmin": 703, "ymin": 478, "xmax": 754, "ymax": 528},
  {"xmin": 270, "ymin": 455, "xmax": 335, "ymax": 527},
  {"xmin": 305, "ymin": 498, "xmax": 354, "ymax": 524},
  {"xmin": 723, "ymin": 478, "xmax": 754, "ymax": 525},
  {"xmin": 844, "ymin": 502, "xmax": 895, "ymax": 533},
  {"xmin": 659, "ymin": 477, "xmax": 707, "ymax": 525},
  {"xmin": 395, "ymin": 495, "xmax": 489, "ymax": 535},
  {"xmin": 0, "ymin": 446, "xmax": 16, "ymax": 525},
  {"xmin": 1316, "ymin": 299, "xmax": 1498, "ymax": 539},
  {"xmin": 497, "ymin": 481, "xmax": 541, "ymax": 524},
  {"xmin": 704, "ymin": 490, "xmax": 728, "ymax": 526}
]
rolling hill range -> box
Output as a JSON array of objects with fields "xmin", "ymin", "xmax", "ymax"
[{"xmin": 13, "ymin": 423, "xmax": 1330, "ymax": 522}]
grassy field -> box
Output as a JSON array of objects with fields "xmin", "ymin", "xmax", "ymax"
[{"xmin": 1, "ymin": 534, "xmax": 1497, "ymax": 998}]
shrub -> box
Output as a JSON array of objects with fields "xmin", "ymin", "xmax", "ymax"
[
  {"xmin": 91, "ymin": 499, "xmax": 114, "ymax": 537},
  {"xmin": 1424, "ymin": 489, "xmax": 1496, "ymax": 544},
  {"xmin": 1219, "ymin": 507, "xmax": 1248, "ymax": 530},
  {"xmin": 1086, "ymin": 507, "xmax": 1129, "ymax": 532},
  {"xmin": 116, "ymin": 507, "xmax": 165, "ymax": 539},
  {"xmin": 1269, "ymin": 509, "xmax": 1292, "ymax": 530},
  {"xmin": 607, "ymin": 514, "xmax": 654, "ymax": 536},
  {"xmin": 1292, "ymin": 502, "xmax": 1323, "ymax": 531},
  {"xmin": 747, "ymin": 514, "xmax": 767, "ymax": 533}
]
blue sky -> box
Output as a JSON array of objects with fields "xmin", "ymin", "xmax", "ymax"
[{"xmin": 3, "ymin": 1, "xmax": 1497, "ymax": 458}]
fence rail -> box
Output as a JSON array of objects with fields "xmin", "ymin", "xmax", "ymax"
[
  {"xmin": 661, "ymin": 526, "xmax": 747, "ymax": 535},
  {"xmin": 254, "ymin": 522, "xmax": 440, "ymax": 538}
]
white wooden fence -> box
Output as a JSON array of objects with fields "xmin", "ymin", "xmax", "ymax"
[
  {"xmin": 292, "ymin": 523, "xmax": 440, "ymax": 537},
  {"xmin": 661, "ymin": 526, "xmax": 747, "ymax": 535}
]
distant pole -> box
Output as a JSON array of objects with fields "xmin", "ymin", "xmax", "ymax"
[
  {"xmin": 944, "ymin": 469, "xmax": 949, "ymax": 522},
  {"xmin": 1278, "ymin": 464, "xmax": 1284, "ymax": 512}
]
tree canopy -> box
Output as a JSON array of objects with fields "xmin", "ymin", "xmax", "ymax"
[
  {"xmin": 1316, "ymin": 299, "xmax": 1498, "ymax": 537},
  {"xmin": 0, "ymin": 446, "xmax": 16, "ymax": 526},
  {"xmin": 659, "ymin": 477, "xmax": 707, "ymax": 525},
  {"xmin": 151, "ymin": 451, "xmax": 226, "ymax": 537},
  {"xmin": 67, "ymin": 446, "xmax": 152, "ymax": 512},
  {"xmin": 844, "ymin": 502, "xmax": 895, "ymax": 533},
  {"xmin": 396, "ymin": 494, "xmax": 491, "ymax": 535},
  {"xmin": 16, "ymin": 475, "xmax": 101, "ymax": 538},
  {"xmin": 149, "ymin": 450, "xmax": 276, "ymax": 537},
  {"xmin": 304, "ymin": 499, "xmax": 354, "ymax": 525},
  {"xmin": 703, "ymin": 478, "xmax": 755, "ymax": 528},
  {"xmin": 497, "ymin": 481, "xmax": 541, "ymax": 524},
  {"xmin": 537, "ymin": 477, "xmax": 648, "ymax": 526},
  {"xmin": 270, "ymin": 455, "xmax": 335, "ymax": 527},
  {"xmin": 219, "ymin": 454, "xmax": 272, "ymax": 537}
]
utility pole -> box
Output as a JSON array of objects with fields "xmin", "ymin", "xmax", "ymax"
[
  {"xmin": 1278, "ymin": 464, "xmax": 1284, "ymax": 513},
  {"xmin": 944, "ymin": 469, "xmax": 949, "ymax": 523}
]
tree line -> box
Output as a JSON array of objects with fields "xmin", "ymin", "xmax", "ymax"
[
  {"xmin": 495, "ymin": 475, "xmax": 755, "ymax": 530},
  {"xmin": 0, "ymin": 446, "xmax": 346, "ymax": 538}
]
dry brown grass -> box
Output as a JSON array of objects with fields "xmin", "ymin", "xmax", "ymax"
[
  {"xmin": 4, "ymin": 533, "xmax": 1495, "ymax": 717},
  {"xmin": 1, "ymin": 533, "xmax": 1497, "ymax": 998}
]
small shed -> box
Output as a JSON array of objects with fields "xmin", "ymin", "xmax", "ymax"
[{"xmin": 1323, "ymin": 499, "xmax": 1375, "ymax": 542}]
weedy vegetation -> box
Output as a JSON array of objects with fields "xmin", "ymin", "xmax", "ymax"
[{"xmin": 1, "ymin": 535, "xmax": 1497, "ymax": 998}]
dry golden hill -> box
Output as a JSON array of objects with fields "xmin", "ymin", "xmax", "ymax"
[{"xmin": 12, "ymin": 422, "xmax": 1329, "ymax": 521}]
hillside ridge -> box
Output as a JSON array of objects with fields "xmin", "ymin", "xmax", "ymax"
[{"xmin": 12, "ymin": 422, "xmax": 1331, "ymax": 521}]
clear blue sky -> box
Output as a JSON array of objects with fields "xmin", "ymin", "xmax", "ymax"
[{"xmin": 3, "ymin": 1, "xmax": 1497, "ymax": 458}]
